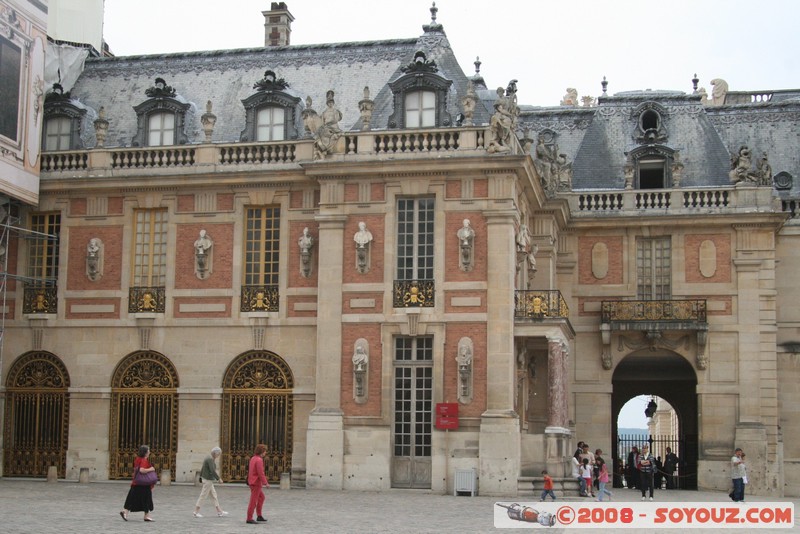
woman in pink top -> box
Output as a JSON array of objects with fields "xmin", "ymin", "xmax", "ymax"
[{"xmin": 246, "ymin": 444, "xmax": 270, "ymax": 524}]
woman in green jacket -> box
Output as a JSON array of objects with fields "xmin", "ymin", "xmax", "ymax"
[{"xmin": 193, "ymin": 447, "xmax": 229, "ymax": 518}]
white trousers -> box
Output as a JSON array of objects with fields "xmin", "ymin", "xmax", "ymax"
[{"xmin": 195, "ymin": 480, "xmax": 220, "ymax": 509}]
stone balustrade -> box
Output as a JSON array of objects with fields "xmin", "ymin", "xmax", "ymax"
[{"xmin": 39, "ymin": 126, "xmax": 496, "ymax": 177}]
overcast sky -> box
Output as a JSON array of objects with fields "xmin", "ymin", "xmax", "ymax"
[{"xmin": 102, "ymin": 0, "xmax": 800, "ymax": 106}]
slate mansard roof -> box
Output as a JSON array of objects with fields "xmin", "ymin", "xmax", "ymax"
[
  {"xmin": 518, "ymin": 89, "xmax": 800, "ymax": 195},
  {"xmin": 67, "ymin": 25, "xmax": 491, "ymax": 148}
]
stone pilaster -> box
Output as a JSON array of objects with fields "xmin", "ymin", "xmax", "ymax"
[
  {"xmin": 305, "ymin": 213, "xmax": 346, "ymax": 489},
  {"xmin": 479, "ymin": 207, "xmax": 520, "ymax": 495}
]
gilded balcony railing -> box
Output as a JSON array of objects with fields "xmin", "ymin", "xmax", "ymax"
[
  {"xmin": 601, "ymin": 299, "xmax": 707, "ymax": 323},
  {"xmin": 22, "ymin": 286, "xmax": 58, "ymax": 314},
  {"xmin": 514, "ymin": 290, "xmax": 569, "ymax": 319},
  {"xmin": 240, "ymin": 285, "xmax": 280, "ymax": 312},
  {"xmin": 393, "ymin": 279, "xmax": 435, "ymax": 308},
  {"xmin": 128, "ymin": 286, "xmax": 166, "ymax": 313}
]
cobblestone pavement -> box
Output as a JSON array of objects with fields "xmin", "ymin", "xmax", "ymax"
[{"xmin": 0, "ymin": 479, "xmax": 797, "ymax": 533}]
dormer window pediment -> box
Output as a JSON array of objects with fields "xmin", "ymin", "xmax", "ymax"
[
  {"xmin": 43, "ymin": 84, "xmax": 86, "ymax": 151},
  {"xmin": 388, "ymin": 50, "xmax": 452, "ymax": 129},
  {"xmin": 131, "ymin": 78, "xmax": 190, "ymax": 147},
  {"xmin": 240, "ymin": 70, "xmax": 301, "ymax": 142}
]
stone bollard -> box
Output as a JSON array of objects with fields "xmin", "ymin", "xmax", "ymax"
[
  {"xmin": 79, "ymin": 467, "xmax": 90, "ymax": 483},
  {"xmin": 160, "ymin": 469, "xmax": 171, "ymax": 486},
  {"xmin": 194, "ymin": 471, "xmax": 202, "ymax": 487},
  {"xmin": 47, "ymin": 465, "xmax": 58, "ymax": 483},
  {"xmin": 280, "ymin": 472, "xmax": 290, "ymax": 490}
]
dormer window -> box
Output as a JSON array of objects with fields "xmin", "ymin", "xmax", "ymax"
[
  {"xmin": 405, "ymin": 90, "xmax": 436, "ymax": 128},
  {"xmin": 626, "ymin": 145, "xmax": 676, "ymax": 189},
  {"xmin": 147, "ymin": 111, "xmax": 175, "ymax": 146},
  {"xmin": 241, "ymin": 70, "xmax": 301, "ymax": 142},
  {"xmin": 256, "ymin": 107, "xmax": 286, "ymax": 141},
  {"xmin": 632, "ymin": 102, "xmax": 668, "ymax": 145},
  {"xmin": 132, "ymin": 78, "xmax": 190, "ymax": 147},
  {"xmin": 387, "ymin": 51, "xmax": 452, "ymax": 129},
  {"xmin": 42, "ymin": 84, "xmax": 86, "ymax": 151}
]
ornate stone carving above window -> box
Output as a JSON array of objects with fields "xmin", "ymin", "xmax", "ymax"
[
  {"xmin": 42, "ymin": 84, "xmax": 86, "ymax": 151},
  {"xmin": 631, "ymin": 101, "xmax": 669, "ymax": 145},
  {"xmin": 387, "ymin": 51, "xmax": 453, "ymax": 129},
  {"xmin": 131, "ymin": 78, "xmax": 190, "ymax": 147},
  {"xmin": 240, "ymin": 69, "xmax": 302, "ymax": 142}
]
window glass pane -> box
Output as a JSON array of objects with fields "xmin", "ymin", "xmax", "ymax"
[
  {"xmin": 45, "ymin": 117, "xmax": 71, "ymax": 151},
  {"xmin": 0, "ymin": 36, "xmax": 21, "ymax": 140},
  {"xmin": 257, "ymin": 107, "xmax": 285, "ymax": 141},
  {"xmin": 147, "ymin": 112, "xmax": 175, "ymax": 146},
  {"xmin": 396, "ymin": 197, "xmax": 435, "ymax": 280},
  {"xmin": 27, "ymin": 213, "xmax": 61, "ymax": 283},
  {"xmin": 244, "ymin": 206, "xmax": 281, "ymax": 285},
  {"xmin": 132, "ymin": 210, "xmax": 168, "ymax": 286}
]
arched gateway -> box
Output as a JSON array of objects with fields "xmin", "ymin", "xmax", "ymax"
[{"xmin": 612, "ymin": 350, "xmax": 698, "ymax": 490}]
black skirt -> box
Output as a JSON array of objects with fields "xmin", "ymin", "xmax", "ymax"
[{"xmin": 124, "ymin": 484, "xmax": 154, "ymax": 513}]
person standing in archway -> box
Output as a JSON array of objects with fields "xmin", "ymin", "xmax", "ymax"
[
  {"xmin": 626, "ymin": 446, "xmax": 639, "ymax": 489},
  {"xmin": 664, "ymin": 447, "xmax": 679, "ymax": 489},
  {"xmin": 637, "ymin": 444, "xmax": 656, "ymax": 501}
]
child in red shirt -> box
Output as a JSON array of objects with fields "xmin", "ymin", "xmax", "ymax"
[{"xmin": 539, "ymin": 470, "xmax": 556, "ymax": 501}]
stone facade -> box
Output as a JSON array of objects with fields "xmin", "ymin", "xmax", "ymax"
[{"xmin": 1, "ymin": 4, "xmax": 799, "ymax": 499}]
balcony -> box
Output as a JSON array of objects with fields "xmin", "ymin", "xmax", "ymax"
[
  {"xmin": 128, "ymin": 287, "xmax": 165, "ymax": 314},
  {"xmin": 393, "ymin": 279, "xmax": 435, "ymax": 308},
  {"xmin": 514, "ymin": 290, "xmax": 569, "ymax": 320},
  {"xmin": 23, "ymin": 285, "xmax": 58, "ymax": 314},
  {"xmin": 601, "ymin": 299, "xmax": 706, "ymax": 326},
  {"xmin": 600, "ymin": 299, "xmax": 708, "ymax": 370},
  {"xmin": 240, "ymin": 285, "xmax": 280, "ymax": 313}
]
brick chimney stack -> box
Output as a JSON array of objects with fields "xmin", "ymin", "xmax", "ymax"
[{"xmin": 262, "ymin": 2, "xmax": 294, "ymax": 47}]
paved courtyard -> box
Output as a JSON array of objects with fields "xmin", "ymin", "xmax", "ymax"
[{"xmin": 0, "ymin": 479, "xmax": 797, "ymax": 533}]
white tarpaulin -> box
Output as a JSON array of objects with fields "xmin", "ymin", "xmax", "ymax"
[{"xmin": 45, "ymin": 42, "xmax": 89, "ymax": 93}]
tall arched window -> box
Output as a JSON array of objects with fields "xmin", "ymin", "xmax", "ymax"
[
  {"xmin": 3, "ymin": 351, "xmax": 70, "ymax": 478},
  {"xmin": 109, "ymin": 351, "xmax": 179, "ymax": 480}
]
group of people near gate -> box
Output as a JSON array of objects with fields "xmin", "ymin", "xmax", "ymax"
[
  {"xmin": 568, "ymin": 441, "xmax": 614, "ymax": 501},
  {"xmin": 624, "ymin": 444, "xmax": 680, "ymax": 496},
  {"xmin": 119, "ymin": 443, "xmax": 270, "ymax": 525}
]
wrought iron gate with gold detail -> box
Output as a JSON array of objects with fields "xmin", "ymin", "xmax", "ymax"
[
  {"xmin": 109, "ymin": 351, "xmax": 179, "ymax": 480},
  {"xmin": 3, "ymin": 351, "xmax": 70, "ymax": 478},
  {"xmin": 221, "ymin": 351, "xmax": 293, "ymax": 483}
]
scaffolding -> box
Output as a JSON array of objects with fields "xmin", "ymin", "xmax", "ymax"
[{"xmin": 0, "ymin": 197, "xmax": 59, "ymax": 388}]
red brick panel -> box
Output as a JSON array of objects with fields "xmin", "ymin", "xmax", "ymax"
[
  {"xmin": 370, "ymin": 182, "xmax": 385, "ymax": 202},
  {"xmin": 287, "ymin": 221, "xmax": 318, "ymax": 288},
  {"xmin": 175, "ymin": 223, "xmax": 234, "ymax": 289},
  {"xmin": 684, "ymin": 234, "xmax": 732, "ymax": 283},
  {"xmin": 342, "ymin": 216, "xmax": 385, "ymax": 284},
  {"xmin": 341, "ymin": 323, "xmax": 382, "ymax": 417},
  {"xmin": 445, "ymin": 212, "xmax": 487, "ymax": 282},
  {"xmin": 4, "ymin": 235, "xmax": 20, "ymax": 291},
  {"xmin": 578, "ymin": 236, "xmax": 623, "ymax": 285},
  {"xmin": 344, "ymin": 183, "xmax": 358, "ymax": 203},
  {"xmin": 108, "ymin": 197, "xmax": 124, "ymax": 215},
  {"xmin": 67, "ymin": 226, "xmax": 123, "ymax": 290},
  {"xmin": 473, "ymin": 178, "xmax": 488, "ymax": 198},
  {"xmin": 65, "ymin": 298, "xmax": 120, "ymax": 319},
  {"xmin": 446, "ymin": 180, "xmax": 461, "ymax": 199},
  {"xmin": 217, "ymin": 193, "xmax": 234, "ymax": 211},
  {"xmin": 176, "ymin": 194, "xmax": 194, "ymax": 213},
  {"xmin": 444, "ymin": 323, "xmax": 487, "ymax": 416},
  {"xmin": 289, "ymin": 191, "xmax": 303, "ymax": 209},
  {"xmin": 70, "ymin": 198, "xmax": 86, "ymax": 216},
  {"xmin": 173, "ymin": 297, "xmax": 231, "ymax": 318}
]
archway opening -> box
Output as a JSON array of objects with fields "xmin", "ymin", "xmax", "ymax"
[{"xmin": 612, "ymin": 350, "xmax": 698, "ymax": 490}]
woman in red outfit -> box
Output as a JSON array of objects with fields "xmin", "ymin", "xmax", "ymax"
[
  {"xmin": 246, "ymin": 444, "xmax": 270, "ymax": 524},
  {"xmin": 120, "ymin": 444, "xmax": 157, "ymax": 522}
]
